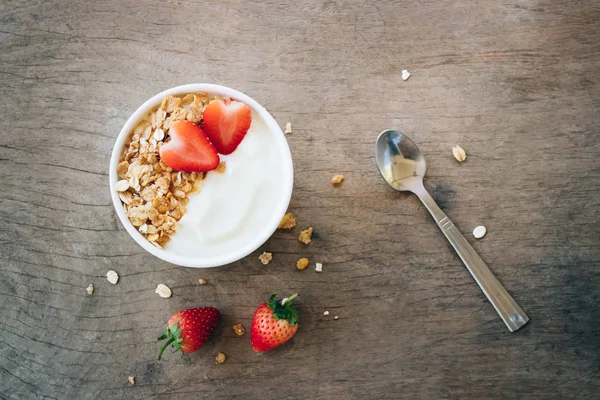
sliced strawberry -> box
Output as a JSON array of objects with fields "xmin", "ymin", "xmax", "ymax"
[
  {"xmin": 202, "ymin": 99, "xmax": 252, "ymax": 155},
  {"xmin": 159, "ymin": 120, "xmax": 219, "ymax": 172}
]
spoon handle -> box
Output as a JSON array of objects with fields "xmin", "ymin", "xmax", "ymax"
[{"xmin": 414, "ymin": 184, "xmax": 529, "ymax": 332}]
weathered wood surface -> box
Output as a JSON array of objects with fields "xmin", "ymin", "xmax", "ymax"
[{"xmin": 1, "ymin": 0, "xmax": 599, "ymax": 399}]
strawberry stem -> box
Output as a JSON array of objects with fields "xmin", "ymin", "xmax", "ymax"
[
  {"xmin": 282, "ymin": 293, "xmax": 298, "ymax": 305},
  {"xmin": 157, "ymin": 322, "xmax": 183, "ymax": 360},
  {"xmin": 157, "ymin": 337, "xmax": 174, "ymax": 360}
]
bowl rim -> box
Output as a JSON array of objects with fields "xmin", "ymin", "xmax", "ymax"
[{"xmin": 109, "ymin": 84, "xmax": 293, "ymax": 268}]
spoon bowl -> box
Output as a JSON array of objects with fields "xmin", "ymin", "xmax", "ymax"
[
  {"xmin": 375, "ymin": 129, "xmax": 426, "ymax": 191},
  {"xmin": 375, "ymin": 129, "xmax": 529, "ymax": 332}
]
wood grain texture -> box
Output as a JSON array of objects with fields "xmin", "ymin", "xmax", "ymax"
[{"xmin": 1, "ymin": 0, "xmax": 599, "ymax": 399}]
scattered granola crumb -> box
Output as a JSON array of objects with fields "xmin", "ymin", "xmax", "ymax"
[
  {"xmin": 331, "ymin": 175, "xmax": 344, "ymax": 185},
  {"xmin": 315, "ymin": 262, "xmax": 323, "ymax": 273},
  {"xmin": 128, "ymin": 376, "xmax": 135, "ymax": 385},
  {"xmin": 259, "ymin": 252, "xmax": 273, "ymax": 265},
  {"xmin": 296, "ymin": 257, "xmax": 309, "ymax": 270},
  {"xmin": 284, "ymin": 122, "xmax": 292, "ymax": 134},
  {"xmin": 199, "ymin": 279, "xmax": 208, "ymax": 285},
  {"xmin": 323, "ymin": 311, "xmax": 330, "ymax": 316},
  {"xmin": 233, "ymin": 324, "xmax": 245, "ymax": 336},
  {"xmin": 155, "ymin": 284, "xmax": 172, "ymax": 298},
  {"xmin": 86, "ymin": 284, "xmax": 94, "ymax": 295},
  {"xmin": 215, "ymin": 352, "xmax": 227, "ymax": 364},
  {"xmin": 278, "ymin": 212, "xmax": 296, "ymax": 229},
  {"xmin": 299, "ymin": 227, "xmax": 313, "ymax": 244},
  {"xmin": 473, "ymin": 225, "xmax": 487, "ymax": 239},
  {"xmin": 452, "ymin": 145, "xmax": 467, "ymax": 162},
  {"xmin": 401, "ymin": 69, "xmax": 411, "ymax": 81},
  {"xmin": 334, "ymin": 316, "xmax": 339, "ymax": 320},
  {"xmin": 106, "ymin": 270, "xmax": 119, "ymax": 285},
  {"xmin": 215, "ymin": 161, "xmax": 227, "ymax": 173}
]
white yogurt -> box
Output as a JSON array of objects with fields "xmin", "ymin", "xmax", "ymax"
[{"xmin": 165, "ymin": 114, "xmax": 287, "ymax": 258}]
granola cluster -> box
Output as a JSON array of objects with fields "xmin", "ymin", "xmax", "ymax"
[{"xmin": 116, "ymin": 93, "xmax": 219, "ymax": 249}]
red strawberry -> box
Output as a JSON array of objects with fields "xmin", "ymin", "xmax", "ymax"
[
  {"xmin": 202, "ymin": 99, "xmax": 252, "ymax": 155},
  {"xmin": 251, "ymin": 293, "xmax": 299, "ymax": 352},
  {"xmin": 159, "ymin": 120, "xmax": 220, "ymax": 172},
  {"xmin": 157, "ymin": 307, "xmax": 220, "ymax": 359}
]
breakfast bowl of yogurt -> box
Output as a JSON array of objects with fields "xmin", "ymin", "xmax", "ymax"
[{"xmin": 109, "ymin": 84, "xmax": 293, "ymax": 267}]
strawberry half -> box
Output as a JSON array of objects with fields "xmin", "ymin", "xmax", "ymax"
[
  {"xmin": 251, "ymin": 294, "xmax": 299, "ymax": 352},
  {"xmin": 157, "ymin": 307, "xmax": 220, "ymax": 359},
  {"xmin": 159, "ymin": 120, "xmax": 220, "ymax": 172},
  {"xmin": 202, "ymin": 99, "xmax": 252, "ymax": 155}
]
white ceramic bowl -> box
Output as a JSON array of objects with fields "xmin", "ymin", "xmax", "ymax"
[{"xmin": 109, "ymin": 84, "xmax": 293, "ymax": 268}]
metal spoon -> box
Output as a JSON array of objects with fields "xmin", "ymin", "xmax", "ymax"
[{"xmin": 375, "ymin": 129, "xmax": 529, "ymax": 332}]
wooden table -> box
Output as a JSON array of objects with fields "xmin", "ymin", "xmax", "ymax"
[{"xmin": 2, "ymin": 1, "xmax": 599, "ymax": 399}]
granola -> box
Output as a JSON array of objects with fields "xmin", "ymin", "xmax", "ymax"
[
  {"xmin": 215, "ymin": 161, "xmax": 227, "ymax": 174},
  {"xmin": 331, "ymin": 174, "xmax": 344, "ymax": 185},
  {"xmin": 215, "ymin": 352, "xmax": 227, "ymax": 364},
  {"xmin": 296, "ymin": 257, "xmax": 309, "ymax": 270},
  {"xmin": 259, "ymin": 252, "xmax": 273, "ymax": 265},
  {"xmin": 233, "ymin": 324, "xmax": 245, "ymax": 336},
  {"xmin": 298, "ymin": 227, "xmax": 313, "ymax": 244},
  {"xmin": 116, "ymin": 93, "xmax": 220, "ymax": 248},
  {"xmin": 278, "ymin": 212, "xmax": 296, "ymax": 229}
]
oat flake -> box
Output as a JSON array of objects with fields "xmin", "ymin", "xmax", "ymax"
[
  {"xmin": 115, "ymin": 180, "xmax": 130, "ymax": 192},
  {"xmin": 155, "ymin": 284, "xmax": 172, "ymax": 298},
  {"xmin": 473, "ymin": 225, "xmax": 487, "ymax": 239},
  {"xmin": 106, "ymin": 270, "xmax": 119, "ymax": 284},
  {"xmin": 452, "ymin": 145, "xmax": 467, "ymax": 162}
]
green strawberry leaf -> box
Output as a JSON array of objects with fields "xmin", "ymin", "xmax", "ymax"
[{"xmin": 267, "ymin": 293, "xmax": 299, "ymax": 325}]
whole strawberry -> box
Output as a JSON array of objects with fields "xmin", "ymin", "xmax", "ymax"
[
  {"xmin": 157, "ymin": 307, "xmax": 220, "ymax": 360},
  {"xmin": 251, "ymin": 294, "xmax": 299, "ymax": 352}
]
